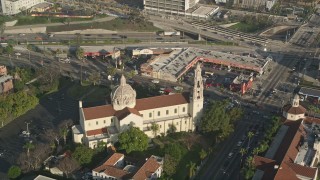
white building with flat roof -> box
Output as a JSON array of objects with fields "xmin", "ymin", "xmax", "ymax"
[{"xmin": 1, "ymin": 0, "xmax": 44, "ymax": 15}]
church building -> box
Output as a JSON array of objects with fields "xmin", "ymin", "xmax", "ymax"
[{"xmin": 72, "ymin": 63, "xmax": 204, "ymax": 148}]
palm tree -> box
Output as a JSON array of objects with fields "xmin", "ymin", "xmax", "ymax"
[
  {"xmin": 60, "ymin": 127, "xmax": 68, "ymax": 145},
  {"xmin": 199, "ymin": 149, "xmax": 207, "ymax": 163},
  {"xmin": 150, "ymin": 122, "xmax": 160, "ymax": 137},
  {"xmin": 239, "ymin": 148, "xmax": 247, "ymax": 168},
  {"xmin": 75, "ymin": 47, "xmax": 84, "ymax": 60},
  {"xmin": 186, "ymin": 161, "xmax": 197, "ymax": 179},
  {"xmin": 88, "ymin": 72, "xmax": 101, "ymax": 86},
  {"xmin": 23, "ymin": 141, "xmax": 35, "ymax": 157},
  {"xmin": 247, "ymin": 131, "xmax": 254, "ymax": 150},
  {"xmin": 167, "ymin": 123, "xmax": 177, "ymax": 134}
]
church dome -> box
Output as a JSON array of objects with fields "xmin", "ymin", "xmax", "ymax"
[{"xmin": 111, "ymin": 75, "xmax": 136, "ymax": 111}]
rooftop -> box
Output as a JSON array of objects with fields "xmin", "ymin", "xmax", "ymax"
[
  {"xmin": 82, "ymin": 93, "xmax": 190, "ymax": 120},
  {"xmin": 0, "ymin": 75, "xmax": 12, "ymax": 83},
  {"xmin": 253, "ymin": 119, "xmax": 318, "ymax": 180},
  {"xmin": 299, "ymin": 87, "xmax": 320, "ymax": 97},
  {"xmin": 93, "ymin": 154, "xmax": 163, "ymax": 179},
  {"xmin": 143, "ymin": 47, "xmax": 269, "ymax": 81}
]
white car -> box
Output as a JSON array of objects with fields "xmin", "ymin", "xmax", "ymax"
[
  {"xmin": 228, "ymin": 152, "xmax": 233, "ymax": 158},
  {"xmin": 151, "ymin": 79, "xmax": 159, "ymax": 84},
  {"xmin": 174, "ymin": 86, "xmax": 183, "ymax": 91},
  {"xmin": 15, "ymin": 52, "xmax": 21, "ymax": 56}
]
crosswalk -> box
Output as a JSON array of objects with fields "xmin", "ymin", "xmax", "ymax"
[{"xmin": 256, "ymin": 53, "xmax": 302, "ymax": 106}]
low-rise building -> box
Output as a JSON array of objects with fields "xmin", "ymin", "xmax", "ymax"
[
  {"xmin": 0, "ymin": 75, "xmax": 13, "ymax": 93},
  {"xmin": 252, "ymin": 95, "xmax": 319, "ymax": 180},
  {"xmin": 139, "ymin": 47, "xmax": 270, "ymax": 82},
  {"xmin": 229, "ymin": 74, "xmax": 253, "ymax": 95},
  {"xmin": 92, "ymin": 153, "xmax": 163, "ymax": 180},
  {"xmin": 0, "ymin": 65, "xmax": 7, "ymax": 75}
]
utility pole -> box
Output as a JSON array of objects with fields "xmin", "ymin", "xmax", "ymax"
[{"xmin": 80, "ymin": 60, "xmax": 83, "ymax": 85}]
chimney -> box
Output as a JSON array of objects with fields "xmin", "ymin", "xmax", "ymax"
[{"xmin": 79, "ymin": 101, "xmax": 82, "ymax": 108}]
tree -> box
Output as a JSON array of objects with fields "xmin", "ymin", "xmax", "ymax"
[
  {"xmin": 88, "ymin": 72, "xmax": 101, "ymax": 86},
  {"xmin": 126, "ymin": 70, "xmax": 136, "ymax": 79},
  {"xmin": 183, "ymin": 133, "xmax": 198, "ymax": 150},
  {"xmin": 167, "ymin": 123, "xmax": 177, "ymax": 134},
  {"xmin": 73, "ymin": 145, "xmax": 94, "ymax": 165},
  {"xmin": 23, "ymin": 141, "xmax": 34, "ymax": 157},
  {"xmin": 164, "ymin": 143, "xmax": 185, "ymax": 161},
  {"xmin": 7, "ymin": 165, "xmax": 21, "ymax": 179},
  {"xmin": 75, "ymin": 47, "xmax": 84, "ymax": 60},
  {"xmin": 163, "ymin": 154, "xmax": 178, "ymax": 176},
  {"xmin": 247, "ymin": 131, "xmax": 254, "ymax": 149},
  {"xmin": 5, "ymin": 44, "xmax": 14, "ymax": 55},
  {"xmin": 186, "ymin": 161, "xmax": 197, "ymax": 179},
  {"xmin": 229, "ymin": 107, "xmax": 244, "ymax": 123},
  {"xmin": 107, "ymin": 67, "xmax": 117, "ymax": 76},
  {"xmin": 118, "ymin": 127, "xmax": 148, "ymax": 153},
  {"xmin": 57, "ymin": 157, "xmax": 79, "ymax": 178},
  {"xmin": 199, "ymin": 149, "xmax": 207, "ymax": 161},
  {"xmin": 60, "ymin": 127, "xmax": 68, "ymax": 145},
  {"xmin": 0, "ymin": 23, "xmax": 6, "ymax": 38},
  {"xmin": 200, "ymin": 100, "xmax": 231, "ymax": 134},
  {"xmin": 150, "ymin": 122, "xmax": 160, "ymax": 137},
  {"xmin": 240, "ymin": 148, "xmax": 247, "ymax": 158},
  {"xmin": 59, "ymin": 119, "xmax": 72, "ymax": 145}
]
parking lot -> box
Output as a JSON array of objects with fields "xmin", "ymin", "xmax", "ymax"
[{"xmin": 0, "ymin": 83, "xmax": 78, "ymax": 179}]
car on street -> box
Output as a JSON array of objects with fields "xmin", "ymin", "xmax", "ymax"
[
  {"xmin": 228, "ymin": 152, "xmax": 233, "ymax": 158},
  {"xmin": 237, "ymin": 141, "xmax": 243, "ymax": 147},
  {"xmin": 15, "ymin": 52, "xmax": 21, "ymax": 56},
  {"xmin": 151, "ymin": 79, "xmax": 159, "ymax": 84}
]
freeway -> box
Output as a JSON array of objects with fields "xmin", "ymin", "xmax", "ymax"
[{"xmin": 3, "ymin": 32, "xmax": 195, "ymax": 44}]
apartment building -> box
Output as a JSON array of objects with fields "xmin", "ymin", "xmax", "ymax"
[
  {"xmin": 1, "ymin": 0, "xmax": 45, "ymax": 15},
  {"xmin": 143, "ymin": 0, "xmax": 199, "ymax": 14}
]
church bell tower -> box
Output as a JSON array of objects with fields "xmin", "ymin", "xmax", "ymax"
[{"xmin": 190, "ymin": 63, "xmax": 204, "ymax": 131}]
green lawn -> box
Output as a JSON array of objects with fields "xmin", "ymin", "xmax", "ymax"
[
  {"xmin": 47, "ymin": 18, "xmax": 161, "ymax": 32},
  {"xmin": 229, "ymin": 22, "xmax": 259, "ymax": 33},
  {"xmin": 15, "ymin": 16, "xmax": 94, "ymax": 26},
  {"xmin": 67, "ymin": 83, "xmax": 110, "ymax": 102}
]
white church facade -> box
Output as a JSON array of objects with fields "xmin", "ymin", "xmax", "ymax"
[{"xmin": 72, "ymin": 63, "xmax": 204, "ymax": 148}]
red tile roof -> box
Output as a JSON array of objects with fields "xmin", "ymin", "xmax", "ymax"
[
  {"xmin": 135, "ymin": 93, "xmax": 189, "ymax": 111},
  {"xmin": 104, "ymin": 153, "xmax": 124, "ymax": 166},
  {"xmin": 286, "ymin": 162, "xmax": 317, "ymax": 178},
  {"xmin": 93, "ymin": 153, "xmax": 124, "ymax": 173},
  {"xmin": 83, "ymin": 105, "xmax": 115, "ymax": 120},
  {"xmin": 86, "ymin": 128, "xmax": 108, "ymax": 136},
  {"xmin": 82, "ymin": 93, "xmax": 189, "ymax": 121},
  {"xmin": 132, "ymin": 156, "xmax": 161, "ymax": 180},
  {"xmin": 253, "ymin": 155, "xmax": 276, "ymax": 171},
  {"xmin": 255, "ymin": 118, "xmax": 319, "ymax": 180},
  {"xmin": 283, "ymin": 104, "xmax": 306, "ymax": 115},
  {"xmin": 103, "ymin": 165, "xmax": 130, "ymax": 179},
  {"xmin": 114, "ymin": 107, "xmax": 141, "ymax": 120}
]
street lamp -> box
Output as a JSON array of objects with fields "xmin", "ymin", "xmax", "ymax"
[{"xmin": 25, "ymin": 121, "xmax": 31, "ymax": 137}]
